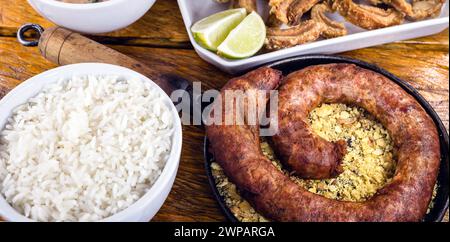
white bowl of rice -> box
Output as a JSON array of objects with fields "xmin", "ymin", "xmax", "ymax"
[{"xmin": 0, "ymin": 63, "xmax": 182, "ymax": 222}]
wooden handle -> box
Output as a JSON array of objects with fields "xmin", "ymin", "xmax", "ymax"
[{"xmin": 38, "ymin": 27, "xmax": 185, "ymax": 95}]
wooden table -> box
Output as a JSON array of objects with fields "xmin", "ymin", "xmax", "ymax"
[{"xmin": 0, "ymin": 0, "xmax": 448, "ymax": 222}]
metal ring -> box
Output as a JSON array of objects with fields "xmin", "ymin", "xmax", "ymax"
[{"xmin": 17, "ymin": 23, "xmax": 44, "ymax": 47}]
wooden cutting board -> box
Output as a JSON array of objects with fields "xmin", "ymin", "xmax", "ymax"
[{"xmin": 0, "ymin": 0, "xmax": 448, "ymax": 222}]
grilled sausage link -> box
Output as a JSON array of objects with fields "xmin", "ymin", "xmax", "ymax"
[{"xmin": 206, "ymin": 64, "xmax": 440, "ymax": 221}]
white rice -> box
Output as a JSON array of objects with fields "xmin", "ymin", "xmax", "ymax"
[{"xmin": 0, "ymin": 75, "xmax": 174, "ymax": 221}]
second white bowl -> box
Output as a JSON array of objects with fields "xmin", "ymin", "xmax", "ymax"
[{"xmin": 27, "ymin": 0, "xmax": 156, "ymax": 34}]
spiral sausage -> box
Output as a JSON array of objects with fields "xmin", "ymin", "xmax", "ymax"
[{"xmin": 206, "ymin": 64, "xmax": 440, "ymax": 221}]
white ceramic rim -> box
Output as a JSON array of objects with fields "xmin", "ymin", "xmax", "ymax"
[
  {"xmin": 35, "ymin": 0, "xmax": 126, "ymax": 9},
  {"xmin": 0, "ymin": 63, "xmax": 183, "ymax": 222}
]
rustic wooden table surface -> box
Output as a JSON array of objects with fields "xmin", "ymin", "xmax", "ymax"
[{"xmin": 0, "ymin": 0, "xmax": 448, "ymax": 222}]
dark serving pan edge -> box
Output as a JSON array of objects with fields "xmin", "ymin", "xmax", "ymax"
[{"xmin": 204, "ymin": 54, "xmax": 449, "ymax": 222}]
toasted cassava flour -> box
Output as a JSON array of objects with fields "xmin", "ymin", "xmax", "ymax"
[
  {"xmin": 211, "ymin": 103, "xmax": 397, "ymax": 222},
  {"xmin": 0, "ymin": 75, "xmax": 174, "ymax": 221}
]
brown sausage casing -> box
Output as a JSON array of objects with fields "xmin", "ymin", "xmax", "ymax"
[{"xmin": 206, "ymin": 64, "xmax": 440, "ymax": 222}]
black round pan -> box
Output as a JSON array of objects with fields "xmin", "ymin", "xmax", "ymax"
[{"xmin": 204, "ymin": 54, "xmax": 449, "ymax": 222}]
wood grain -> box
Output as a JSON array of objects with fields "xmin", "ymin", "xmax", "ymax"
[
  {"xmin": 0, "ymin": 0, "xmax": 448, "ymax": 222},
  {"xmin": 0, "ymin": 0, "xmax": 190, "ymax": 48}
]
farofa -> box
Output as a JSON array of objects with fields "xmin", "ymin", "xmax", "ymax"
[
  {"xmin": 296, "ymin": 103, "xmax": 396, "ymax": 201},
  {"xmin": 212, "ymin": 104, "xmax": 396, "ymax": 222}
]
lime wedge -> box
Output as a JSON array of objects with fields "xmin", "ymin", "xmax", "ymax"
[
  {"xmin": 191, "ymin": 8, "xmax": 247, "ymax": 51},
  {"xmin": 217, "ymin": 12, "xmax": 266, "ymax": 59}
]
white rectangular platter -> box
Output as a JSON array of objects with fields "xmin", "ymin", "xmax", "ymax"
[{"xmin": 178, "ymin": 0, "xmax": 449, "ymax": 74}]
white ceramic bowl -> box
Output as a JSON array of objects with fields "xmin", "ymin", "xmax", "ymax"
[
  {"xmin": 27, "ymin": 0, "xmax": 156, "ymax": 34},
  {"xmin": 0, "ymin": 63, "xmax": 182, "ymax": 222}
]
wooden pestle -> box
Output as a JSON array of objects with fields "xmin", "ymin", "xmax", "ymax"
[{"xmin": 37, "ymin": 26, "xmax": 190, "ymax": 95}]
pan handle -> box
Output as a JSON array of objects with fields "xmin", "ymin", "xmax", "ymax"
[{"xmin": 16, "ymin": 24, "xmax": 205, "ymax": 124}]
